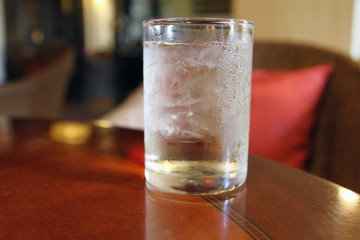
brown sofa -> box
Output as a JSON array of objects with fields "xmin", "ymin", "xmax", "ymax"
[{"xmin": 253, "ymin": 41, "xmax": 360, "ymax": 193}]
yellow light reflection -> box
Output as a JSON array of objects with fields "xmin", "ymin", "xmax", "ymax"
[
  {"xmin": 93, "ymin": 119, "xmax": 114, "ymax": 129},
  {"xmin": 338, "ymin": 188, "xmax": 359, "ymax": 203},
  {"xmin": 49, "ymin": 121, "xmax": 92, "ymax": 145},
  {"xmin": 31, "ymin": 28, "xmax": 44, "ymax": 45}
]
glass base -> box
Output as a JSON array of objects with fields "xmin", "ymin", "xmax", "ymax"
[{"xmin": 145, "ymin": 160, "xmax": 247, "ymax": 195}]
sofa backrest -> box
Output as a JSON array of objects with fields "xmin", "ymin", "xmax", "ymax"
[{"xmin": 253, "ymin": 41, "xmax": 360, "ymax": 193}]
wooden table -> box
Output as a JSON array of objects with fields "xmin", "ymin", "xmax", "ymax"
[{"xmin": 1, "ymin": 117, "xmax": 359, "ymax": 239}]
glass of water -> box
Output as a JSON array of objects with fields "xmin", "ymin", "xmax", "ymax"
[{"xmin": 143, "ymin": 18, "xmax": 254, "ymax": 195}]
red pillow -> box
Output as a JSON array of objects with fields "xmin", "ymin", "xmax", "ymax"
[{"xmin": 249, "ymin": 64, "xmax": 333, "ymax": 169}]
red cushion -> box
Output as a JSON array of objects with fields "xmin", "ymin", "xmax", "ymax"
[{"xmin": 249, "ymin": 64, "xmax": 333, "ymax": 169}]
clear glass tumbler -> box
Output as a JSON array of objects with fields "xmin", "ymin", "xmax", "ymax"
[{"xmin": 143, "ymin": 18, "xmax": 254, "ymax": 195}]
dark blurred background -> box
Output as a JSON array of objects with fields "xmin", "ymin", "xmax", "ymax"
[
  {"xmin": 2, "ymin": 0, "xmax": 157, "ymax": 118},
  {"xmin": 0, "ymin": 0, "xmax": 230, "ymax": 119}
]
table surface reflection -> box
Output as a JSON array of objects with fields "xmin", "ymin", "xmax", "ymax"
[{"xmin": 0, "ymin": 117, "xmax": 359, "ymax": 239}]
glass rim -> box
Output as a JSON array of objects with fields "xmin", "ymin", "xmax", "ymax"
[{"xmin": 143, "ymin": 17, "xmax": 254, "ymax": 28}]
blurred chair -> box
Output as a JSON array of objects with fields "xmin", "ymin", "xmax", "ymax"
[
  {"xmin": 101, "ymin": 41, "xmax": 360, "ymax": 193},
  {"xmin": 253, "ymin": 42, "xmax": 360, "ymax": 193},
  {"xmin": 0, "ymin": 46, "xmax": 75, "ymax": 118}
]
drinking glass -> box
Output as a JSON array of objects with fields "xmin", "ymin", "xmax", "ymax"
[{"xmin": 143, "ymin": 18, "xmax": 254, "ymax": 195}]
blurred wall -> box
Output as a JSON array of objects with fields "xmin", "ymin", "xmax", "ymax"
[
  {"xmin": 160, "ymin": 0, "xmax": 192, "ymax": 18},
  {"xmin": 82, "ymin": 0, "xmax": 115, "ymax": 54},
  {"xmin": 159, "ymin": 0, "xmax": 230, "ymax": 18},
  {"xmin": 231, "ymin": 0, "xmax": 357, "ymax": 58}
]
